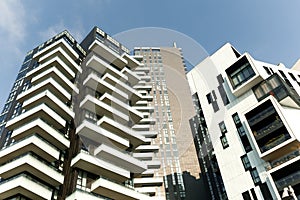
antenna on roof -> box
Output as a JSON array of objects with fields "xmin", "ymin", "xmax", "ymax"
[{"xmin": 173, "ymin": 42, "xmax": 177, "ymax": 48}]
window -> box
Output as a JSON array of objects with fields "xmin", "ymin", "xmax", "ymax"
[
  {"xmin": 206, "ymin": 93, "xmax": 213, "ymax": 104},
  {"xmin": 241, "ymin": 154, "xmax": 251, "ymax": 170},
  {"xmin": 220, "ymin": 135, "xmax": 229, "ymax": 149},
  {"xmin": 229, "ymin": 61, "xmax": 255, "ymax": 89},
  {"xmin": 251, "ymin": 188, "xmax": 258, "ymax": 200},
  {"xmin": 288, "ymin": 72, "xmax": 296, "ymax": 81},
  {"xmin": 237, "ymin": 126, "xmax": 246, "ymax": 137},
  {"xmin": 250, "ymin": 168, "xmax": 261, "ymax": 185},
  {"xmin": 242, "ymin": 191, "xmax": 251, "ymax": 200},
  {"xmin": 263, "ymin": 66, "xmax": 272, "ymax": 75},
  {"xmin": 278, "ymin": 70, "xmax": 287, "ymax": 78},
  {"xmin": 232, "ymin": 113, "xmax": 241, "ymax": 125},
  {"xmin": 219, "ymin": 121, "xmax": 227, "ymax": 134}
]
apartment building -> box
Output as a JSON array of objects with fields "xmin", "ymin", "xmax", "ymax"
[
  {"xmin": 133, "ymin": 46, "xmax": 202, "ymax": 200},
  {"xmin": 187, "ymin": 43, "xmax": 300, "ymax": 199},
  {"xmin": 0, "ymin": 27, "xmax": 163, "ymax": 199}
]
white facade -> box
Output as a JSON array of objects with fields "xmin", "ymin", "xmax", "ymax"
[
  {"xmin": 187, "ymin": 43, "xmax": 300, "ymax": 199},
  {"xmin": 0, "ymin": 28, "xmax": 162, "ymax": 199}
]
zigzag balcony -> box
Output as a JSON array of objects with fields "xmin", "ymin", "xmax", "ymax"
[
  {"xmin": 0, "ymin": 174, "xmax": 53, "ymax": 200},
  {"xmin": 11, "ymin": 118, "xmax": 70, "ymax": 150}
]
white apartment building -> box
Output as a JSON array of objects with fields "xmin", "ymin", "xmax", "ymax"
[
  {"xmin": 0, "ymin": 27, "xmax": 162, "ymax": 200},
  {"xmin": 187, "ymin": 43, "xmax": 300, "ymax": 200}
]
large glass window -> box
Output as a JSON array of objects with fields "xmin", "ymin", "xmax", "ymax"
[
  {"xmin": 250, "ymin": 168, "xmax": 261, "ymax": 185},
  {"xmin": 230, "ymin": 62, "xmax": 255, "ymax": 89},
  {"xmin": 219, "ymin": 121, "xmax": 227, "ymax": 134},
  {"xmin": 220, "ymin": 135, "xmax": 229, "ymax": 149},
  {"xmin": 241, "ymin": 154, "xmax": 251, "ymax": 170}
]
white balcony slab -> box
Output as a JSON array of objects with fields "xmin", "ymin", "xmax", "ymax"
[
  {"xmin": 0, "ymin": 135, "xmax": 59, "ymax": 165},
  {"xmin": 71, "ymin": 151, "xmax": 130, "ymax": 182},
  {"xmin": 12, "ymin": 118, "xmax": 70, "ymax": 150}
]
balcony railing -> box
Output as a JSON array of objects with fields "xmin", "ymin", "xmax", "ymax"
[
  {"xmin": 275, "ymin": 171, "xmax": 300, "ymax": 190},
  {"xmin": 254, "ymin": 119, "xmax": 284, "ymax": 140},
  {"xmin": 0, "ymin": 173, "xmax": 53, "ymax": 191},
  {"xmin": 260, "ymin": 134, "xmax": 290, "ymax": 153},
  {"xmin": 253, "ymin": 74, "xmax": 300, "ymax": 107},
  {"xmin": 271, "ymin": 149, "xmax": 300, "ymax": 168},
  {"xmin": 247, "ymin": 106, "xmax": 275, "ymax": 126}
]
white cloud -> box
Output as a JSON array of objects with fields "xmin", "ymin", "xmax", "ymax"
[
  {"xmin": 39, "ymin": 20, "xmax": 85, "ymax": 43},
  {"xmin": 0, "ymin": 0, "xmax": 29, "ymax": 109},
  {"xmin": 0, "ymin": 0, "xmax": 26, "ymax": 42}
]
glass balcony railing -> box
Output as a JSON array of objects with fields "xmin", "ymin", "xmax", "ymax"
[
  {"xmin": 253, "ymin": 74, "xmax": 300, "ymax": 107},
  {"xmin": 271, "ymin": 149, "xmax": 300, "ymax": 168},
  {"xmin": 0, "ymin": 173, "xmax": 53, "ymax": 191},
  {"xmin": 247, "ymin": 106, "xmax": 275, "ymax": 126},
  {"xmin": 260, "ymin": 134, "xmax": 290, "ymax": 153},
  {"xmin": 254, "ymin": 119, "xmax": 284, "ymax": 140},
  {"xmin": 275, "ymin": 171, "xmax": 300, "ymax": 190}
]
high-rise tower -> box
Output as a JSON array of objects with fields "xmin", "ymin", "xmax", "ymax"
[
  {"xmin": 134, "ymin": 46, "xmax": 202, "ymax": 200},
  {"xmin": 0, "ymin": 27, "xmax": 162, "ymax": 200}
]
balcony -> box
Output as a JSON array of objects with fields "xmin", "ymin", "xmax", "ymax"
[
  {"xmin": 133, "ymin": 177, "xmax": 163, "ymax": 187},
  {"xmin": 253, "ymin": 119, "xmax": 284, "ymax": 140},
  {"xmin": 133, "ymin": 152, "xmax": 154, "ymax": 161},
  {"xmin": 31, "ymin": 66, "xmax": 79, "ymax": 94},
  {"xmin": 132, "ymin": 124, "xmax": 151, "ymax": 131},
  {"xmin": 134, "ymin": 66, "xmax": 150, "ymax": 73},
  {"xmin": 22, "ymin": 90, "xmax": 75, "ymax": 121},
  {"xmin": 97, "ymin": 116, "xmax": 146, "ymax": 148},
  {"xmin": 17, "ymin": 77, "xmax": 71, "ymax": 103},
  {"xmin": 0, "ymin": 135, "xmax": 59, "ymax": 165},
  {"xmin": 0, "ymin": 153, "xmax": 64, "ymax": 186},
  {"xmin": 71, "ymin": 151, "xmax": 130, "ymax": 182},
  {"xmin": 135, "ymin": 131, "xmax": 157, "ymax": 138},
  {"xmin": 35, "ymin": 43, "xmax": 82, "ymax": 74},
  {"xmin": 133, "ymin": 84, "xmax": 152, "ymax": 91},
  {"xmin": 135, "ymin": 145, "xmax": 159, "ymax": 153},
  {"xmin": 66, "ymin": 189, "xmax": 106, "ymax": 200},
  {"xmin": 34, "ymin": 38, "xmax": 79, "ymax": 63},
  {"xmin": 225, "ymin": 54, "xmax": 262, "ymax": 97},
  {"xmin": 6, "ymin": 103, "xmax": 66, "ymax": 131},
  {"xmin": 0, "ymin": 174, "xmax": 52, "ymax": 200},
  {"xmin": 270, "ymin": 149, "xmax": 300, "ymax": 169},
  {"xmin": 101, "ymin": 73, "xmax": 142, "ymax": 104},
  {"xmin": 275, "ymin": 171, "xmax": 300, "ymax": 190},
  {"xmin": 253, "ymin": 74, "xmax": 300, "ymax": 108},
  {"xmin": 141, "ymin": 94, "xmax": 153, "ymax": 101},
  {"xmin": 246, "ymin": 106, "xmax": 275, "ymax": 126},
  {"xmin": 83, "ymin": 73, "xmax": 128, "ymax": 103},
  {"xmin": 260, "ymin": 134, "xmax": 291, "ymax": 153},
  {"xmin": 93, "ymin": 144, "xmax": 147, "ymax": 173},
  {"xmin": 139, "ymin": 117, "xmax": 156, "ymax": 125},
  {"xmin": 143, "ymin": 160, "xmax": 161, "ymax": 169},
  {"xmin": 99, "ymin": 93, "xmax": 143, "ymax": 124},
  {"xmin": 76, "ymin": 120, "xmax": 130, "ymax": 150},
  {"xmin": 86, "ymin": 54, "xmax": 128, "ymax": 84},
  {"xmin": 89, "ymin": 40, "xmax": 128, "ymax": 69},
  {"xmin": 80, "ymin": 95, "xmax": 129, "ymax": 125},
  {"xmin": 121, "ymin": 67, "xmax": 141, "ymax": 86},
  {"xmin": 135, "ymin": 186, "xmax": 157, "ymax": 196},
  {"xmin": 11, "ymin": 118, "xmax": 70, "ymax": 150},
  {"xmin": 122, "ymin": 53, "xmax": 141, "ymax": 69},
  {"xmin": 26, "ymin": 56, "xmax": 76, "ymax": 81},
  {"xmin": 91, "ymin": 177, "xmax": 152, "ymax": 200}
]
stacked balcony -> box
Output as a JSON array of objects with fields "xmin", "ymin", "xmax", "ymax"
[
  {"xmin": 225, "ymin": 54, "xmax": 263, "ymax": 97},
  {"xmin": 253, "ymin": 73, "xmax": 300, "ymax": 108},
  {"xmin": 245, "ymin": 99, "xmax": 293, "ymax": 158},
  {"xmin": 71, "ymin": 39, "xmax": 160, "ymax": 199},
  {"xmin": 0, "ymin": 34, "xmax": 82, "ymax": 199}
]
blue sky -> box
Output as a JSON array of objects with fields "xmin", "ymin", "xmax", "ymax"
[{"xmin": 1, "ymin": 0, "xmax": 300, "ymax": 109}]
